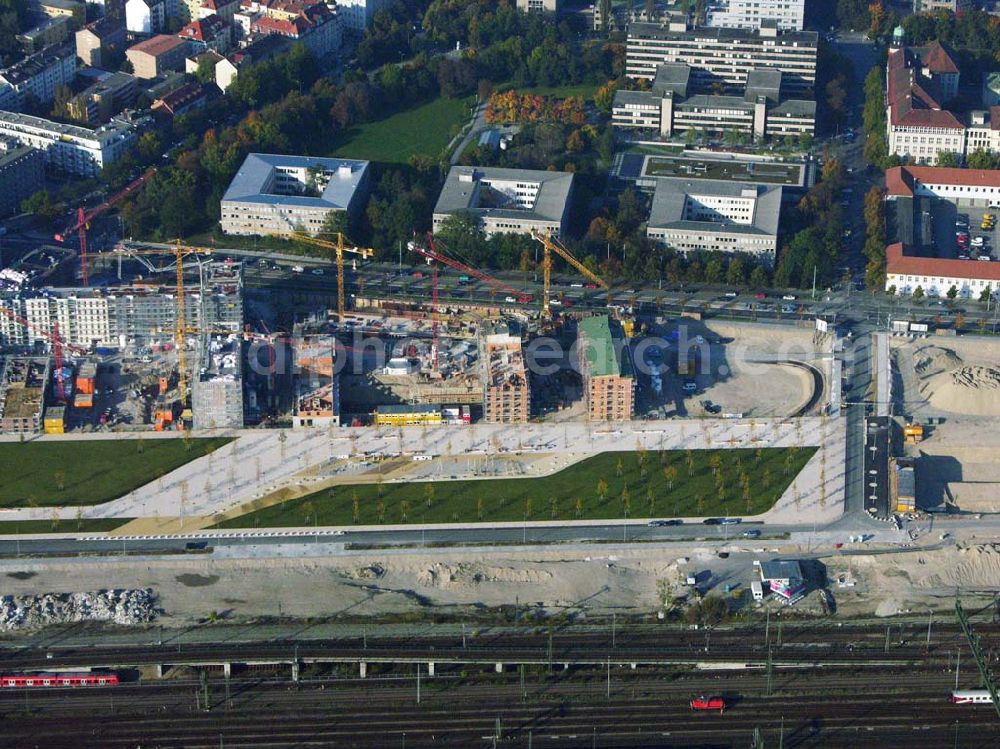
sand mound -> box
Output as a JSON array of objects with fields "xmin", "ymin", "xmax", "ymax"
[
  {"xmin": 416, "ymin": 562, "xmax": 553, "ymax": 589},
  {"xmin": 914, "ymin": 345, "xmax": 963, "ymax": 378},
  {"xmin": 923, "ymin": 365, "xmax": 1000, "ymax": 415}
]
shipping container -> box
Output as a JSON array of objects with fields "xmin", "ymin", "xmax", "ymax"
[{"xmin": 74, "ymin": 393, "xmax": 93, "ymax": 409}]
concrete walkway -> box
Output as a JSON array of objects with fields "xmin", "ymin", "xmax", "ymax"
[{"xmin": 0, "ymin": 417, "xmax": 841, "ymax": 527}]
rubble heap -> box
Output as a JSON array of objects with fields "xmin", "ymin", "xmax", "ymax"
[{"xmin": 0, "ymin": 589, "xmax": 156, "ymax": 631}]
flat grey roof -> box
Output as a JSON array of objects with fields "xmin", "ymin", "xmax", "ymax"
[
  {"xmin": 746, "ymin": 69, "xmax": 782, "ymax": 102},
  {"xmin": 759, "ymin": 559, "xmax": 803, "ymax": 581},
  {"xmin": 613, "ymin": 89, "xmax": 658, "ymax": 107},
  {"xmin": 628, "ymin": 21, "xmax": 818, "ymax": 45},
  {"xmin": 435, "ymin": 166, "xmax": 574, "ymax": 224},
  {"xmin": 770, "ymin": 99, "xmax": 817, "ymax": 118},
  {"xmin": 648, "ymin": 178, "xmax": 783, "ymax": 237},
  {"xmin": 680, "ymin": 93, "xmax": 752, "ymax": 111},
  {"xmin": 653, "ymin": 63, "xmax": 690, "ymax": 96},
  {"xmin": 222, "ymin": 153, "xmax": 370, "ymax": 209}
]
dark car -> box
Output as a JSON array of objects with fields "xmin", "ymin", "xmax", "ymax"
[
  {"xmin": 648, "ymin": 519, "xmax": 683, "ymax": 527},
  {"xmin": 703, "ymin": 518, "xmax": 723, "ymax": 525}
]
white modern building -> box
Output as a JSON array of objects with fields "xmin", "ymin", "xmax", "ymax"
[
  {"xmin": 220, "ymin": 153, "xmax": 371, "ymax": 236},
  {"xmin": 0, "ymin": 111, "xmax": 136, "ymax": 176},
  {"xmin": 626, "ymin": 18, "xmax": 818, "ymax": 97},
  {"xmin": 336, "ymin": 0, "xmax": 391, "ymax": 32},
  {"xmin": 0, "ymin": 43, "xmax": 77, "ymax": 112},
  {"xmin": 706, "ymin": 0, "xmax": 805, "ymax": 31},
  {"xmin": 433, "ymin": 166, "xmax": 574, "ymax": 239},
  {"xmin": 125, "ymin": 0, "xmax": 166, "ymax": 34},
  {"xmin": 646, "ymin": 178, "xmax": 782, "ymax": 264}
]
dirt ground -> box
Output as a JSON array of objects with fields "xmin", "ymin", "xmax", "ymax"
[
  {"xmin": 826, "ymin": 542, "xmax": 1000, "ymax": 618},
  {"xmin": 699, "ymin": 321, "xmax": 825, "ymax": 418},
  {"xmin": 3, "ymin": 537, "xmax": 993, "ymax": 629},
  {"xmin": 894, "ymin": 335, "xmax": 1000, "ymax": 418}
]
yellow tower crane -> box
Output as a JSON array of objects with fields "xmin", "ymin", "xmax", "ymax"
[
  {"xmin": 530, "ymin": 230, "xmax": 608, "ymax": 318},
  {"xmin": 100, "ymin": 241, "xmax": 213, "ymax": 402},
  {"xmin": 285, "ymin": 232, "xmax": 374, "ymax": 321}
]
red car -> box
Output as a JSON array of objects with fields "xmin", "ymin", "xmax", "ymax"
[
  {"xmin": 690, "ymin": 696, "xmax": 726, "ymax": 713},
  {"xmin": 754, "ymin": 292, "xmax": 766, "ymax": 300}
]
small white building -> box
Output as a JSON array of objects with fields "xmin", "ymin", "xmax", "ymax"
[{"xmin": 706, "ymin": 0, "xmax": 805, "ymax": 31}]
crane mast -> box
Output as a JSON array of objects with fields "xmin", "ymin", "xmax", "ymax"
[{"xmin": 530, "ymin": 230, "xmax": 608, "ymax": 317}]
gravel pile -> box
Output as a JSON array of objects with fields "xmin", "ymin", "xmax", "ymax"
[{"xmin": 0, "ymin": 589, "xmax": 156, "ymax": 631}]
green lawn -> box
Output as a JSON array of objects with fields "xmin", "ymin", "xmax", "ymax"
[
  {"xmin": 214, "ymin": 447, "xmax": 816, "ymax": 529},
  {"xmin": 0, "ymin": 438, "xmax": 230, "ymax": 507},
  {"xmin": 329, "ymin": 96, "xmax": 473, "ymax": 163},
  {"xmin": 0, "ymin": 519, "xmax": 132, "ymax": 535}
]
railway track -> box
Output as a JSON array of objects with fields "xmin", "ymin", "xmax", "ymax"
[
  {"xmin": 2, "ymin": 621, "xmax": 994, "ymax": 672},
  {"xmin": 2, "ymin": 673, "xmax": 999, "ymax": 748},
  {"xmin": 3, "ymin": 622, "xmax": 999, "ymax": 747}
]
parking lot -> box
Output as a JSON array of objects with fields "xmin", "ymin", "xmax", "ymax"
[{"xmin": 929, "ymin": 197, "xmax": 998, "ymax": 262}]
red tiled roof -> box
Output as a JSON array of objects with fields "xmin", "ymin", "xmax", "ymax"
[
  {"xmin": 918, "ymin": 41, "xmax": 959, "ymax": 76},
  {"xmin": 252, "ymin": 14, "xmax": 310, "ymax": 36},
  {"xmin": 886, "ymin": 242, "xmax": 1000, "ymax": 283},
  {"xmin": 129, "ymin": 34, "xmax": 187, "ymax": 57},
  {"xmin": 886, "ymin": 165, "xmax": 1000, "ymax": 198},
  {"xmin": 179, "ymin": 14, "xmax": 226, "ymax": 41},
  {"xmin": 153, "ymin": 82, "xmax": 207, "ymax": 115},
  {"xmin": 886, "ymin": 45, "xmax": 961, "ymax": 129}
]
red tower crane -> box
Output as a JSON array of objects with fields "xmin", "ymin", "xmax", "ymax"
[
  {"xmin": 54, "ymin": 169, "xmax": 155, "ymax": 287},
  {"xmin": 407, "ymin": 233, "xmax": 533, "ymax": 304},
  {"xmin": 0, "ymin": 308, "xmax": 87, "ymax": 402}
]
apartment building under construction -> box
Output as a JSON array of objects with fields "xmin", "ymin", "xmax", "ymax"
[
  {"xmin": 0, "ymin": 356, "xmax": 50, "ymax": 433},
  {"xmin": 578, "ymin": 315, "xmax": 635, "ymax": 421},
  {"xmin": 481, "ymin": 322, "xmax": 529, "ymax": 424},
  {"xmin": 291, "ymin": 329, "xmax": 339, "ymax": 428}
]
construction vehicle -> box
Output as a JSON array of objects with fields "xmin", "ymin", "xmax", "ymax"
[
  {"xmin": 530, "ymin": 230, "xmax": 608, "ymax": 317},
  {"xmin": 904, "ymin": 423, "xmax": 924, "ymax": 444},
  {"xmin": 54, "ymin": 169, "xmax": 155, "ymax": 287},
  {"xmin": 284, "ymin": 232, "xmax": 374, "ymax": 321}
]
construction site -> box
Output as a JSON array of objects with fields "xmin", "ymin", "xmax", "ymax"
[{"xmin": 0, "ymin": 240, "xmax": 246, "ymax": 435}]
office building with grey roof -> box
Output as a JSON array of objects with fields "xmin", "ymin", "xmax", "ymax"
[
  {"xmin": 626, "ymin": 18, "xmax": 817, "ymax": 96},
  {"xmin": 433, "ymin": 166, "xmax": 574, "ymax": 239},
  {"xmin": 646, "ymin": 179, "xmax": 782, "ymax": 264},
  {"xmin": 612, "ymin": 63, "xmax": 815, "ymax": 141},
  {"xmin": 220, "ymin": 153, "xmax": 372, "ymax": 237}
]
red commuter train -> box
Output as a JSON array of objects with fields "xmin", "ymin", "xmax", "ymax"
[{"xmin": 1, "ymin": 673, "xmax": 119, "ymax": 688}]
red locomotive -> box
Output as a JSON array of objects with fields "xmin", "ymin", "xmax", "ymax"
[
  {"xmin": 690, "ymin": 695, "xmax": 726, "ymax": 713},
  {"xmin": 1, "ymin": 673, "xmax": 119, "ymax": 688}
]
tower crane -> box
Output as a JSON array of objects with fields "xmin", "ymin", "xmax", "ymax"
[
  {"xmin": 98, "ymin": 241, "xmax": 213, "ymax": 402},
  {"xmin": 285, "ymin": 232, "xmax": 374, "ymax": 321},
  {"xmin": 406, "ymin": 233, "xmax": 533, "ymax": 304},
  {"xmin": 530, "ymin": 230, "xmax": 608, "ymax": 318},
  {"xmin": 54, "ymin": 169, "xmax": 155, "ymax": 287}
]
